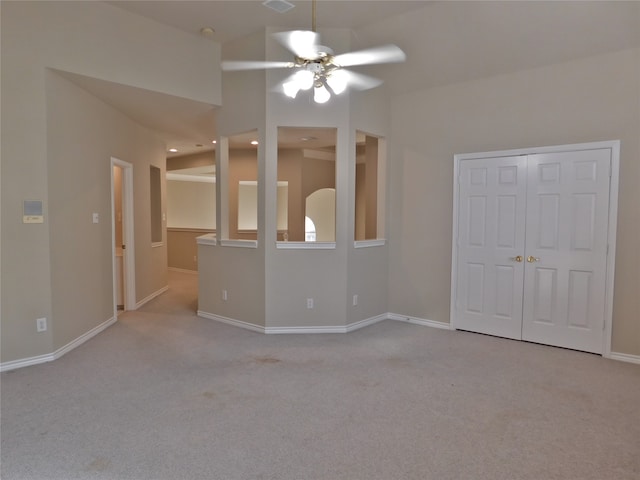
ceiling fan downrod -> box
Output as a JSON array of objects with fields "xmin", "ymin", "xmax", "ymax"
[{"xmin": 312, "ymin": 0, "xmax": 317, "ymax": 33}]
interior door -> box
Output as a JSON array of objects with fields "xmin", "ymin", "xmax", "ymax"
[
  {"xmin": 454, "ymin": 155, "xmax": 527, "ymax": 339},
  {"xmin": 522, "ymin": 149, "xmax": 611, "ymax": 353},
  {"xmin": 453, "ymin": 146, "xmax": 613, "ymax": 354}
]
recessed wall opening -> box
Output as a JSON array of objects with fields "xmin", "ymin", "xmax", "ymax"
[
  {"xmin": 227, "ymin": 129, "xmax": 258, "ymax": 241},
  {"xmin": 355, "ymin": 131, "xmax": 383, "ymax": 241},
  {"xmin": 149, "ymin": 165, "xmax": 163, "ymax": 245},
  {"xmin": 277, "ymin": 126, "xmax": 337, "ymax": 242}
]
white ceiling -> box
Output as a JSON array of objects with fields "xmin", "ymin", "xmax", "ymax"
[
  {"xmin": 106, "ymin": 1, "xmax": 428, "ymax": 45},
  {"xmin": 84, "ymin": 1, "xmax": 639, "ymax": 158}
]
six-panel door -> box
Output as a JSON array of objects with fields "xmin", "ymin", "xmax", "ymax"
[
  {"xmin": 455, "ymin": 155, "xmax": 527, "ymax": 340},
  {"xmin": 454, "ymin": 148, "xmax": 611, "ymax": 353},
  {"xmin": 522, "ymin": 150, "xmax": 611, "ymax": 353}
]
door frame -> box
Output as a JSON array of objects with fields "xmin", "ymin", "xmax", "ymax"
[
  {"xmin": 451, "ymin": 140, "xmax": 620, "ymax": 357},
  {"xmin": 111, "ymin": 157, "xmax": 136, "ymax": 315}
]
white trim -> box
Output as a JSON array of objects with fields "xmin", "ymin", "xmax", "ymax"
[
  {"xmin": 276, "ymin": 241, "xmax": 336, "ymax": 250},
  {"xmin": 151, "ymin": 242, "xmax": 164, "ymax": 248},
  {"xmin": 454, "ymin": 140, "xmax": 622, "ymax": 161},
  {"xmin": 0, "ymin": 315, "xmax": 117, "ymax": 372},
  {"xmin": 197, "ymin": 311, "xmax": 265, "ymax": 333},
  {"xmin": 608, "ymin": 352, "xmax": 640, "ymax": 365},
  {"xmin": 388, "ymin": 313, "xmax": 453, "ymax": 330},
  {"xmin": 111, "ymin": 157, "xmax": 136, "ymax": 313},
  {"xmin": 135, "ymin": 285, "xmax": 169, "ymax": 309},
  {"xmin": 602, "ymin": 140, "xmax": 620, "ymax": 358},
  {"xmin": 168, "ymin": 267, "xmax": 198, "ymax": 274},
  {"xmin": 345, "ymin": 314, "xmax": 388, "ymax": 332},
  {"xmin": 0, "ymin": 352, "xmax": 55, "ymax": 372},
  {"xmin": 197, "ymin": 311, "xmax": 388, "ymax": 334},
  {"xmin": 266, "ymin": 326, "xmax": 347, "ymax": 334},
  {"xmin": 267, "ymin": 314, "xmax": 388, "ymax": 334},
  {"xmin": 451, "ymin": 140, "xmax": 619, "ymax": 356},
  {"xmin": 354, "ymin": 239, "xmax": 386, "ymax": 248},
  {"xmin": 219, "ymin": 239, "xmax": 258, "ymax": 248},
  {"xmin": 196, "ymin": 234, "xmax": 217, "ymax": 246}
]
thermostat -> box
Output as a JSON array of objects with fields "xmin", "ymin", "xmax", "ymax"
[{"xmin": 23, "ymin": 200, "xmax": 44, "ymax": 223}]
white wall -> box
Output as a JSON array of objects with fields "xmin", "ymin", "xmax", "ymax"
[{"xmin": 388, "ymin": 47, "xmax": 640, "ymax": 356}]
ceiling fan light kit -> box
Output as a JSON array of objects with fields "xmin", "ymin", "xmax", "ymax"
[
  {"xmin": 223, "ymin": 0, "xmax": 406, "ymax": 104},
  {"xmin": 262, "ymin": 0, "xmax": 296, "ymax": 14}
]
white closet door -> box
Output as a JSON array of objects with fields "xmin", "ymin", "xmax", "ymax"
[
  {"xmin": 522, "ymin": 149, "xmax": 611, "ymax": 353},
  {"xmin": 454, "ymin": 156, "xmax": 527, "ymax": 339}
]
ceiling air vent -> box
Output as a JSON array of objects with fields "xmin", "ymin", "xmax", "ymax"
[{"xmin": 262, "ymin": 0, "xmax": 295, "ymax": 14}]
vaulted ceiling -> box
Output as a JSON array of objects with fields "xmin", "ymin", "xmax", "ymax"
[{"xmin": 76, "ymin": 1, "xmax": 639, "ymax": 157}]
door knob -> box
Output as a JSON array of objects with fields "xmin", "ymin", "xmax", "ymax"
[
  {"xmin": 512, "ymin": 255, "xmax": 523, "ymax": 262},
  {"xmin": 527, "ymin": 256, "xmax": 540, "ymax": 263}
]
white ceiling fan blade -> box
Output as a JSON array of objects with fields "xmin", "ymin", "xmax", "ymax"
[
  {"xmin": 341, "ymin": 70, "xmax": 384, "ymax": 91},
  {"xmin": 333, "ymin": 44, "xmax": 406, "ymax": 67},
  {"xmin": 273, "ymin": 30, "xmax": 320, "ymax": 59},
  {"xmin": 222, "ymin": 60, "xmax": 293, "ymax": 71}
]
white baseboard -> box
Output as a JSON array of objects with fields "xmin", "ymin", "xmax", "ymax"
[
  {"xmin": 266, "ymin": 314, "xmax": 388, "ymax": 334},
  {"xmin": 197, "ymin": 311, "xmax": 265, "ymax": 333},
  {"xmin": 387, "ymin": 313, "xmax": 453, "ymax": 330},
  {"xmin": 197, "ymin": 311, "xmax": 389, "ymax": 334},
  {"xmin": 0, "ymin": 315, "xmax": 117, "ymax": 372},
  {"xmin": 345, "ymin": 314, "xmax": 389, "ymax": 332},
  {"xmin": 135, "ymin": 285, "xmax": 169, "ymax": 309},
  {"xmin": 608, "ymin": 352, "xmax": 640, "ymax": 365},
  {"xmin": 0, "ymin": 352, "xmax": 56, "ymax": 372}
]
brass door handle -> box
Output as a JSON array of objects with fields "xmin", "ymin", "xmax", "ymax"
[
  {"xmin": 527, "ymin": 256, "xmax": 540, "ymax": 263},
  {"xmin": 512, "ymin": 256, "xmax": 523, "ymax": 262}
]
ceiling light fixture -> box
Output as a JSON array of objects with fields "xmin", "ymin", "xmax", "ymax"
[
  {"xmin": 262, "ymin": 0, "xmax": 295, "ymax": 14},
  {"xmin": 251, "ymin": 140, "xmax": 259, "ymax": 145},
  {"xmin": 169, "ymin": 148, "xmax": 178, "ymax": 153},
  {"xmin": 223, "ymin": 0, "xmax": 405, "ymax": 104},
  {"xmin": 200, "ymin": 27, "xmax": 215, "ymax": 37}
]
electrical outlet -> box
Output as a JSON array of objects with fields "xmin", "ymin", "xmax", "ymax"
[
  {"xmin": 222, "ymin": 290, "xmax": 228, "ymax": 301},
  {"xmin": 36, "ymin": 317, "xmax": 47, "ymax": 332},
  {"xmin": 193, "ymin": 255, "xmax": 197, "ymax": 262},
  {"xmin": 306, "ymin": 298, "xmax": 314, "ymax": 309},
  {"xmin": 352, "ymin": 294, "xmax": 358, "ymax": 306}
]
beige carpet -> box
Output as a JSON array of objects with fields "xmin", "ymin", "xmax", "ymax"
[{"xmin": 1, "ymin": 271, "xmax": 639, "ymax": 480}]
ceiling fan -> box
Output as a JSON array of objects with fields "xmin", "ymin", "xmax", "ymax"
[{"xmin": 221, "ymin": 0, "xmax": 406, "ymax": 103}]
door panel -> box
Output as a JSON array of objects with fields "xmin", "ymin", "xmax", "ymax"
[
  {"xmin": 531, "ymin": 267, "xmax": 557, "ymax": 324},
  {"xmin": 454, "ymin": 156, "xmax": 527, "ymax": 339},
  {"xmin": 522, "ymin": 149, "xmax": 611, "ymax": 353}
]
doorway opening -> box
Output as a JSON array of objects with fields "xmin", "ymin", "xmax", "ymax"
[{"xmin": 111, "ymin": 157, "xmax": 136, "ymax": 316}]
